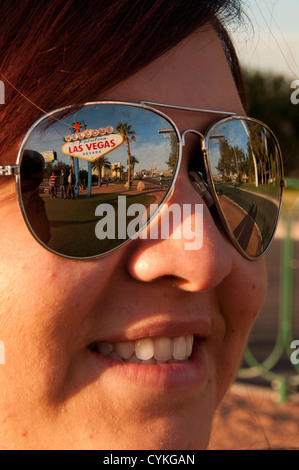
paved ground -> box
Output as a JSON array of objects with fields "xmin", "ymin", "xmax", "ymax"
[{"xmin": 209, "ymin": 383, "xmax": 299, "ymax": 450}]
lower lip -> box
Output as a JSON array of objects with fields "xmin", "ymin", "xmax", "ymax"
[{"xmin": 88, "ymin": 340, "xmax": 207, "ymax": 391}]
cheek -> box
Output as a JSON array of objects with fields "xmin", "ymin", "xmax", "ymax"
[
  {"xmin": 0, "ymin": 193, "xmax": 122, "ymax": 355},
  {"xmin": 0, "ymin": 196, "xmax": 104, "ymax": 396},
  {"xmin": 225, "ymin": 258, "xmax": 267, "ymax": 327},
  {"xmin": 214, "ymin": 257, "xmax": 267, "ymax": 399}
]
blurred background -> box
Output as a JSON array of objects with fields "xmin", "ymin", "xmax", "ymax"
[
  {"xmin": 208, "ymin": 1, "xmax": 299, "ymax": 449},
  {"xmin": 229, "ymin": 0, "xmax": 299, "ymax": 402}
]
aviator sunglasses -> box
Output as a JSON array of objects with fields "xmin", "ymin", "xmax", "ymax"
[{"xmin": 0, "ymin": 101, "xmax": 285, "ymax": 260}]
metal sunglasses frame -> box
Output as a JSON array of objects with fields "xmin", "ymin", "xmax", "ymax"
[{"xmin": 0, "ymin": 100, "xmax": 286, "ymax": 260}]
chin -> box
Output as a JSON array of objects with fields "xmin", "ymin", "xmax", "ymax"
[
  {"xmin": 93, "ymin": 425, "xmax": 212, "ymax": 451},
  {"xmin": 104, "ymin": 404, "xmax": 214, "ymax": 450}
]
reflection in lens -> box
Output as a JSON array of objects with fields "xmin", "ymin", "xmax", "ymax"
[
  {"xmin": 20, "ymin": 150, "xmax": 51, "ymax": 244},
  {"xmin": 19, "ymin": 104, "xmax": 179, "ymax": 258},
  {"xmin": 208, "ymin": 118, "xmax": 282, "ymax": 257}
]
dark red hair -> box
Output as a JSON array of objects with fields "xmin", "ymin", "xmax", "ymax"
[{"xmin": 0, "ymin": 0, "xmax": 245, "ymax": 162}]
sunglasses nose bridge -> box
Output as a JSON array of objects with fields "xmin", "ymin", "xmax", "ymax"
[
  {"xmin": 181, "ymin": 129, "xmax": 205, "ymax": 147},
  {"xmin": 178, "ymin": 128, "xmax": 214, "ymax": 208}
]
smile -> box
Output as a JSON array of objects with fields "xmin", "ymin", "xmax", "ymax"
[{"xmin": 89, "ymin": 335, "xmax": 194, "ymax": 364}]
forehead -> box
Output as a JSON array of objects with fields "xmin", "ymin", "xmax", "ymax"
[{"xmin": 103, "ymin": 26, "xmax": 245, "ymax": 125}]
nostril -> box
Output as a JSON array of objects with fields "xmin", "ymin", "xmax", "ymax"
[{"xmin": 188, "ymin": 171, "xmax": 214, "ymax": 208}]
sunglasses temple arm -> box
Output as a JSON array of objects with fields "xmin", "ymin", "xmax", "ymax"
[{"xmin": 0, "ymin": 165, "xmax": 19, "ymax": 176}]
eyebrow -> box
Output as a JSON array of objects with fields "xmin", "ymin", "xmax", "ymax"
[{"xmin": 139, "ymin": 100, "xmax": 237, "ymax": 116}]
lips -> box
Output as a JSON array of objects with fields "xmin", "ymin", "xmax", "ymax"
[{"xmin": 84, "ymin": 315, "xmax": 211, "ymax": 390}]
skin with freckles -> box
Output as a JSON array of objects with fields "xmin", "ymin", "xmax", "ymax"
[{"xmin": 0, "ymin": 26, "xmax": 266, "ymax": 449}]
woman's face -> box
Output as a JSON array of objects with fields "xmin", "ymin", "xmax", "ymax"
[{"xmin": 0, "ymin": 27, "xmax": 266, "ymax": 449}]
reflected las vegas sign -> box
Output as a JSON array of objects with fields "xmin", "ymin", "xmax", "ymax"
[{"xmin": 61, "ymin": 127, "xmax": 124, "ymax": 162}]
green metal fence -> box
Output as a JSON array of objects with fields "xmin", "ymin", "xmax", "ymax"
[{"xmin": 238, "ymin": 189, "xmax": 299, "ymax": 403}]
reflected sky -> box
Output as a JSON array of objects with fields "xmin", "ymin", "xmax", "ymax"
[
  {"xmin": 208, "ymin": 119, "xmax": 250, "ymax": 175},
  {"xmin": 24, "ymin": 104, "xmax": 178, "ymax": 174}
]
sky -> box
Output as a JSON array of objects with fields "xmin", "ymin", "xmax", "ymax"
[
  {"xmin": 229, "ymin": 0, "xmax": 299, "ymax": 78},
  {"xmin": 27, "ymin": 104, "xmax": 173, "ymax": 174}
]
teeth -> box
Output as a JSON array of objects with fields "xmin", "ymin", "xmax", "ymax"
[
  {"xmin": 173, "ymin": 336, "xmax": 187, "ymax": 360},
  {"xmin": 115, "ymin": 341, "xmax": 135, "ymax": 359},
  {"xmin": 109, "ymin": 350, "xmax": 124, "ymax": 362},
  {"xmin": 128, "ymin": 353, "xmax": 142, "ymax": 364},
  {"xmin": 153, "ymin": 337, "xmax": 172, "ymax": 361},
  {"xmin": 92, "ymin": 335, "xmax": 195, "ymax": 364},
  {"xmin": 98, "ymin": 342, "xmax": 114, "ymax": 355},
  {"xmin": 135, "ymin": 338, "xmax": 154, "ymax": 361},
  {"xmin": 186, "ymin": 335, "xmax": 194, "ymax": 357}
]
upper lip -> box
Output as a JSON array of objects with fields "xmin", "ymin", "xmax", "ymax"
[{"xmin": 89, "ymin": 316, "xmax": 212, "ymax": 345}]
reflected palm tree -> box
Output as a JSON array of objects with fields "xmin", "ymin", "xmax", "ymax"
[
  {"xmin": 92, "ymin": 156, "xmax": 111, "ymax": 185},
  {"xmin": 129, "ymin": 155, "xmax": 139, "ymax": 180},
  {"xmin": 116, "ymin": 122, "xmax": 136, "ymax": 187},
  {"xmin": 113, "ymin": 163, "xmax": 125, "ymax": 180}
]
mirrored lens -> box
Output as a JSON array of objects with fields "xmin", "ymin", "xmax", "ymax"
[
  {"xmin": 19, "ymin": 103, "xmax": 179, "ymax": 258},
  {"xmin": 207, "ymin": 117, "xmax": 282, "ymax": 257}
]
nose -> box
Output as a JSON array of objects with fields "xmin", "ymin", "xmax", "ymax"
[{"xmin": 126, "ymin": 149, "xmax": 234, "ymax": 292}]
